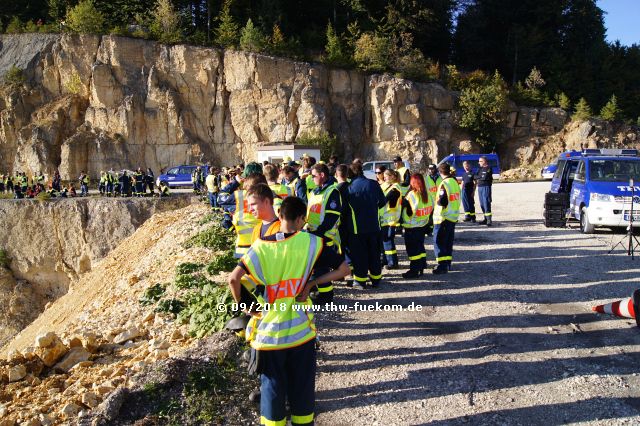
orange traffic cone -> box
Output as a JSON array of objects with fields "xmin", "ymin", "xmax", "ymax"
[{"xmin": 592, "ymin": 289, "xmax": 640, "ymax": 327}]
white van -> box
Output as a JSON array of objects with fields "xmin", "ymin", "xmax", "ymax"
[{"xmin": 362, "ymin": 160, "xmax": 411, "ymax": 180}]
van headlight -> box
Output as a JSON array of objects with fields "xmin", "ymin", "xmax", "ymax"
[{"xmin": 590, "ymin": 193, "xmax": 612, "ymax": 202}]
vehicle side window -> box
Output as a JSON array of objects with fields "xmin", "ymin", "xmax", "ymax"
[
  {"xmin": 167, "ymin": 167, "xmax": 178, "ymax": 175},
  {"xmin": 362, "ymin": 163, "xmax": 374, "ymax": 172},
  {"xmin": 179, "ymin": 167, "xmax": 193, "ymax": 175},
  {"xmin": 553, "ymin": 160, "xmax": 566, "ymax": 180},
  {"xmin": 575, "ymin": 161, "xmax": 585, "ymax": 181}
]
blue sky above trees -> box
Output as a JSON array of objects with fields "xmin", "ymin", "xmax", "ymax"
[{"xmin": 599, "ymin": 0, "xmax": 640, "ymax": 46}]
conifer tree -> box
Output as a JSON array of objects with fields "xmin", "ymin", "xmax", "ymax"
[
  {"xmin": 573, "ymin": 97, "xmax": 592, "ymax": 121},
  {"xmin": 239, "ymin": 19, "xmax": 265, "ymax": 52},
  {"xmin": 214, "ymin": 0, "xmax": 239, "ymax": 48},
  {"xmin": 599, "ymin": 94, "xmax": 621, "ymax": 121}
]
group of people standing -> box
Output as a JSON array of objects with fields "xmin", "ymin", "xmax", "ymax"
[{"xmin": 221, "ymin": 154, "xmax": 494, "ymax": 426}]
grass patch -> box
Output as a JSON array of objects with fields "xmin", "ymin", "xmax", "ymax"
[
  {"xmin": 183, "ymin": 224, "xmax": 234, "ymax": 250},
  {"xmin": 0, "ymin": 249, "xmax": 9, "ymax": 268},
  {"xmin": 175, "ymin": 262, "xmax": 204, "ymax": 275},
  {"xmin": 139, "ymin": 283, "xmax": 166, "ymax": 306},
  {"xmin": 178, "ymin": 284, "xmax": 236, "ymax": 338},
  {"xmin": 156, "ymin": 298, "xmax": 186, "ymax": 315},
  {"xmin": 206, "ymin": 251, "xmax": 237, "ymax": 275},
  {"xmin": 174, "ymin": 273, "xmax": 212, "ymax": 290}
]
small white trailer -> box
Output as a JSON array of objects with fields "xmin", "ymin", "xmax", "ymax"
[{"xmin": 256, "ymin": 144, "xmax": 321, "ymax": 165}]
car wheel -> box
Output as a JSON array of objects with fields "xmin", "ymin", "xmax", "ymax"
[{"xmin": 580, "ymin": 206, "xmax": 595, "ymax": 234}]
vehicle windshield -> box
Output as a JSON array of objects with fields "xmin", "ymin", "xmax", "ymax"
[{"xmin": 589, "ymin": 160, "xmax": 640, "ymax": 182}]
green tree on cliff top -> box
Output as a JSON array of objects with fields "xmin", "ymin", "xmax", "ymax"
[
  {"xmin": 599, "ymin": 94, "xmax": 621, "ymax": 121},
  {"xmin": 65, "ymin": 0, "xmax": 105, "ymax": 34},
  {"xmin": 215, "ymin": 0, "xmax": 239, "ymax": 48}
]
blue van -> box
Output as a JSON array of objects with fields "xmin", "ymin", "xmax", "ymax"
[
  {"xmin": 156, "ymin": 165, "xmax": 210, "ymax": 188},
  {"xmin": 549, "ymin": 149, "xmax": 640, "ymax": 233},
  {"xmin": 541, "ymin": 150, "xmax": 581, "ymax": 179},
  {"xmin": 438, "ymin": 153, "xmax": 501, "ymax": 180}
]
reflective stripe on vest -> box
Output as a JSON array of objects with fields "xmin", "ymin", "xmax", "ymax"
[
  {"xmin": 233, "ymin": 190, "xmax": 260, "ymax": 257},
  {"xmin": 380, "ymin": 183, "xmax": 402, "ymax": 227},
  {"xmin": 433, "ymin": 177, "xmax": 461, "ymax": 224},
  {"xmin": 269, "ymin": 183, "xmax": 291, "ymax": 215},
  {"xmin": 242, "ymin": 232, "xmax": 322, "ymax": 350},
  {"xmin": 306, "ymin": 184, "xmax": 341, "ymax": 246},
  {"xmin": 402, "ymin": 190, "xmax": 433, "ymax": 228}
]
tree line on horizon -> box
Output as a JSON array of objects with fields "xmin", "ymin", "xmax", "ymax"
[{"xmin": 1, "ymin": 0, "xmax": 639, "ymax": 148}]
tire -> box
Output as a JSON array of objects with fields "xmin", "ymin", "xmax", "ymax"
[{"xmin": 580, "ymin": 206, "xmax": 595, "ymax": 234}]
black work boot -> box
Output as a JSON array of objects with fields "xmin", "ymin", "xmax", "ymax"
[
  {"xmin": 486, "ymin": 216, "xmax": 492, "ymax": 227},
  {"xmin": 463, "ymin": 215, "xmax": 472, "ymax": 222},
  {"xmin": 478, "ymin": 218, "xmax": 487, "ymax": 225}
]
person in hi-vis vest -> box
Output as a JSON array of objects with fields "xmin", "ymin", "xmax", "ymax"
[
  {"xmin": 432, "ymin": 163, "xmax": 461, "ymax": 274},
  {"xmin": 228, "ymin": 196, "xmax": 349, "ymax": 426}
]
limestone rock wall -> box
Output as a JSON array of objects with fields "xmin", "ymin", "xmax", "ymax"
[{"xmin": 2, "ymin": 33, "xmax": 637, "ymax": 177}]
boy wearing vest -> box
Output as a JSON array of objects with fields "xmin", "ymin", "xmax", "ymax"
[
  {"xmin": 380, "ymin": 169, "xmax": 402, "ymax": 269},
  {"xmin": 433, "ymin": 163, "xmax": 461, "ymax": 274},
  {"xmin": 401, "ymin": 173, "xmax": 433, "ymax": 278},
  {"xmin": 228, "ymin": 197, "xmax": 350, "ymax": 426}
]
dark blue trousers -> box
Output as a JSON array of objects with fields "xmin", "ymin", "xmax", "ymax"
[
  {"xmin": 349, "ymin": 231, "xmax": 383, "ymax": 284},
  {"xmin": 478, "ymin": 186, "xmax": 492, "ymax": 217},
  {"xmin": 403, "ymin": 226, "xmax": 427, "ymax": 271},
  {"xmin": 461, "ymin": 189, "xmax": 475, "ymax": 218},
  {"xmin": 434, "ymin": 220, "xmax": 456, "ymax": 267},
  {"xmin": 381, "ymin": 226, "xmax": 399, "ymax": 267},
  {"xmin": 260, "ymin": 339, "xmax": 316, "ymax": 425}
]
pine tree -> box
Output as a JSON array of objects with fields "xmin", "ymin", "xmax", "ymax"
[
  {"xmin": 150, "ymin": 0, "xmax": 181, "ymax": 43},
  {"xmin": 325, "ymin": 22, "xmax": 345, "ymax": 65},
  {"xmin": 215, "ymin": 0, "xmax": 239, "ymax": 48},
  {"xmin": 573, "ymin": 97, "xmax": 592, "ymax": 121},
  {"xmin": 599, "ymin": 94, "xmax": 621, "ymax": 121},
  {"xmin": 268, "ymin": 24, "xmax": 286, "ymax": 55},
  {"xmin": 555, "ymin": 92, "xmax": 571, "ymax": 110},
  {"xmin": 65, "ymin": 0, "xmax": 105, "ymax": 34},
  {"xmin": 239, "ymin": 19, "xmax": 265, "ymax": 52}
]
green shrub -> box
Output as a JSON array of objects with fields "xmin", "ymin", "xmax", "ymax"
[
  {"xmin": 325, "ymin": 22, "xmax": 351, "ymax": 67},
  {"xmin": 5, "ymin": 16, "xmax": 24, "ymax": 34},
  {"xmin": 156, "ymin": 298, "xmax": 186, "ymax": 315},
  {"xmin": 24, "ymin": 20, "xmax": 38, "ymax": 33},
  {"xmin": 64, "ymin": 72, "xmax": 83, "ymax": 95},
  {"xmin": 176, "ymin": 262, "xmax": 204, "ymax": 275},
  {"xmin": 175, "ymin": 273, "xmax": 212, "ymax": 289},
  {"xmin": 239, "ymin": 19, "xmax": 265, "ymax": 53},
  {"xmin": 555, "ymin": 92, "xmax": 571, "ymax": 110},
  {"xmin": 65, "ymin": 0, "xmax": 105, "ymax": 34},
  {"xmin": 178, "ymin": 284, "xmax": 235, "ymax": 338},
  {"xmin": 3, "ymin": 65, "xmax": 25, "ymax": 87},
  {"xmin": 214, "ymin": 0, "xmax": 239, "ymax": 48},
  {"xmin": 207, "ymin": 251, "xmax": 237, "ymax": 275},
  {"xmin": 0, "ymin": 249, "xmax": 10, "ymax": 268},
  {"xmin": 267, "ymin": 24, "xmax": 287, "ymax": 56},
  {"xmin": 458, "ymin": 70, "xmax": 509, "ymax": 151},
  {"xmin": 35, "ymin": 191, "xmax": 51, "ymax": 201},
  {"xmin": 150, "ymin": 0, "xmax": 182, "ymax": 43},
  {"xmin": 139, "ymin": 283, "xmax": 166, "ymax": 305},
  {"xmin": 296, "ymin": 131, "xmax": 338, "ymax": 161},
  {"xmin": 183, "ymin": 225, "xmax": 234, "ymax": 250},
  {"xmin": 573, "ymin": 97, "xmax": 592, "ymax": 121},
  {"xmin": 109, "ymin": 25, "xmax": 131, "ymax": 36},
  {"xmin": 600, "ymin": 94, "xmax": 621, "ymax": 121},
  {"xmin": 353, "ymin": 32, "xmax": 393, "ymax": 73}
]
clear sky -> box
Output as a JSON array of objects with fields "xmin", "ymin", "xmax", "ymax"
[{"xmin": 599, "ymin": 0, "xmax": 640, "ymax": 46}]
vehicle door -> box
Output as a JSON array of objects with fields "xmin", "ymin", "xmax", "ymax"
[
  {"xmin": 165, "ymin": 167, "xmax": 179, "ymax": 184},
  {"xmin": 362, "ymin": 162, "xmax": 375, "ymax": 180},
  {"xmin": 178, "ymin": 166, "xmax": 195, "ymax": 185},
  {"xmin": 550, "ymin": 159, "xmax": 566, "ymax": 192},
  {"xmin": 570, "ymin": 160, "xmax": 586, "ymax": 218}
]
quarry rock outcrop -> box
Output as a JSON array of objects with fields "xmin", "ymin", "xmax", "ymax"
[{"xmin": 5, "ymin": 33, "xmax": 635, "ymax": 178}]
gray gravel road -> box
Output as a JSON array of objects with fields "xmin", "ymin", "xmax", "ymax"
[{"xmin": 315, "ymin": 181, "xmax": 640, "ymax": 425}]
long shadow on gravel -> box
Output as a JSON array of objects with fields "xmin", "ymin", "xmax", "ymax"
[
  {"xmin": 424, "ymin": 397, "xmax": 640, "ymax": 425},
  {"xmin": 316, "ymin": 354, "xmax": 640, "ymax": 416}
]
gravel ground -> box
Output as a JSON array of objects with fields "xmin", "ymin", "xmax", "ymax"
[{"xmin": 315, "ymin": 181, "xmax": 640, "ymax": 425}]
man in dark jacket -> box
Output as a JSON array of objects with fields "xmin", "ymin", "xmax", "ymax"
[
  {"xmin": 475, "ymin": 156, "xmax": 493, "ymax": 226},
  {"xmin": 347, "ymin": 162, "xmax": 386, "ymax": 289}
]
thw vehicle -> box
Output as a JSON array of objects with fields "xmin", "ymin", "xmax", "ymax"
[
  {"xmin": 438, "ymin": 153, "xmax": 501, "ymax": 180},
  {"xmin": 156, "ymin": 165, "xmax": 210, "ymax": 188},
  {"xmin": 541, "ymin": 151, "xmax": 581, "ymax": 179},
  {"xmin": 546, "ymin": 148, "xmax": 640, "ymax": 233}
]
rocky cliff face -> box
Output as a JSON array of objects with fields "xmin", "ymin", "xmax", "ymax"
[
  {"xmin": 1, "ymin": 33, "xmax": 604, "ymax": 179},
  {"xmin": 0, "ymin": 196, "xmax": 193, "ymax": 348}
]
